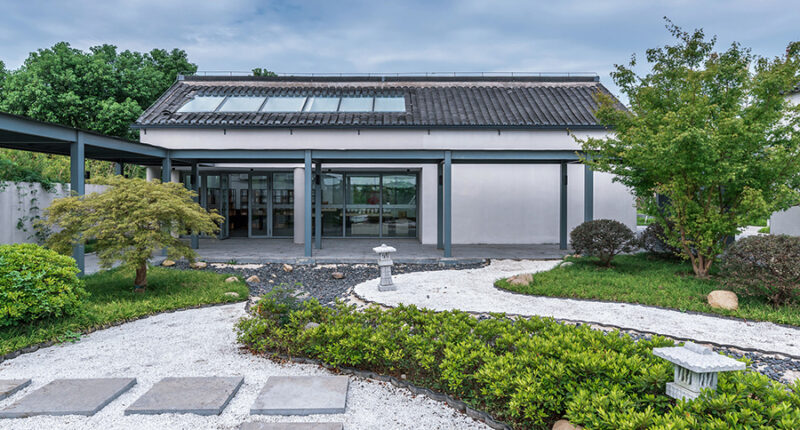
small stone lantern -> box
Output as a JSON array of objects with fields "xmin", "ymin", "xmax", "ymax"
[
  {"xmin": 373, "ymin": 244, "xmax": 397, "ymax": 291},
  {"xmin": 653, "ymin": 341, "xmax": 745, "ymax": 400}
]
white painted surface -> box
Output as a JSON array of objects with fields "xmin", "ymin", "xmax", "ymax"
[
  {"xmin": 353, "ymin": 260, "xmax": 800, "ymax": 356},
  {"xmin": 771, "ymin": 206, "xmax": 800, "ymax": 236}
]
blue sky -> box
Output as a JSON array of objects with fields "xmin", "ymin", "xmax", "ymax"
[{"xmin": 1, "ymin": 0, "xmax": 797, "ymax": 96}]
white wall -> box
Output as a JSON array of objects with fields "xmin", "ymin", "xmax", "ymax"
[{"xmin": 771, "ymin": 206, "xmax": 800, "ymax": 236}]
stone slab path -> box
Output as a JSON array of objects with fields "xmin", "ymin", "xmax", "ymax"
[
  {"xmin": 251, "ymin": 376, "xmax": 349, "ymax": 416},
  {"xmin": 125, "ymin": 376, "xmax": 244, "ymax": 416},
  {"xmin": 0, "ymin": 304, "xmax": 487, "ymax": 429},
  {"xmin": 0, "ymin": 378, "xmax": 136, "ymax": 418},
  {"xmin": 353, "ymin": 259, "xmax": 800, "ymax": 357},
  {"xmin": 0, "ymin": 380, "xmax": 30, "ymax": 401},
  {"xmin": 240, "ymin": 422, "xmax": 344, "ymax": 430}
]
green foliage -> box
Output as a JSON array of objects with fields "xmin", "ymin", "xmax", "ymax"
[
  {"xmin": 0, "ymin": 266, "xmax": 248, "ymax": 355},
  {"xmin": 639, "ymin": 222, "xmax": 682, "ymax": 259},
  {"xmin": 570, "ymin": 219, "xmax": 636, "ymax": 266},
  {"xmin": 721, "ymin": 235, "xmax": 800, "ymax": 307},
  {"xmin": 252, "ymin": 68, "xmax": 278, "ymax": 77},
  {"xmin": 0, "ymin": 158, "xmax": 58, "ymax": 189},
  {"xmin": 0, "ymin": 244, "xmax": 86, "ymax": 327},
  {"xmin": 237, "ymin": 299, "xmax": 800, "ymax": 429},
  {"xmin": 496, "ymin": 254, "xmax": 800, "ymax": 326},
  {"xmin": 41, "ymin": 176, "xmax": 223, "ymax": 288},
  {"xmin": 577, "ymin": 20, "xmax": 800, "ymax": 278}
]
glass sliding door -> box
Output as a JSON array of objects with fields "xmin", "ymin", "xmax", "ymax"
[
  {"xmin": 318, "ymin": 173, "xmax": 344, "ymax": 237},
  {"xmin": 272, "ymin": 172, "xmax": 294, "ymax": 237},
  {"xmin": 228, "ymin": 174, "xmax": 249, "ymax": 237},
  {"xmin": 346, "ymin": 175, "xmax": 381, "ymax": 237},
  {"xmin": 382, "ymin": 174, "xmax": 417, "ymax": 237},
  {"xmin": 251, "ymin": 175, "xmax": 269, "ymax": 236}
]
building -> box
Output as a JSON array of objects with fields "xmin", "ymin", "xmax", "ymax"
[
  {"xmin": 770, "ymin": 86, "xmax": 800, "ymax": 236},
  {"xmin": 133, "ymin": 74, "xmax": 635, "ymax": 255}
]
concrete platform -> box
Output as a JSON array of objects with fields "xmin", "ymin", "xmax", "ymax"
[
  {"xmin": 125, "ymin": 376, "xmax": 243, "ymax": 416},
  {"xmin": 240, "ymin": 423, "xmax": 343, "ymax": 430},
  {"xmin": 0, "ymin": 378, "xmax": 136, "ymax": 418},
  {"xmin": 0, "ymin": 379, "xmax": 30, "ymax": 401},
  {"xmin": 250, "ymin": 376, "xmax": 349, "ymax": 416}
]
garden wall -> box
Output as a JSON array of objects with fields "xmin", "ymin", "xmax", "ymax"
[
  {"xmin": 0, "ymin": 181, "xmax": 107, "ymax": 245},
  {"xmin": 770, "ymin": 205, "xmax": 800, "ymax": 236}
]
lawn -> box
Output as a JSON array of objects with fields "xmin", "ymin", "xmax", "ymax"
[
  {"xmin": 0, "ymin": 266, "xmax": 248, "ymax": 356},
  {"xmin": 495, "ymin": 253, "xmax": 800, "ymax": 327}
]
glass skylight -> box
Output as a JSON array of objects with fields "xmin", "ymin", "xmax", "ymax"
[
  {"xmin": 373, "ymin": 97, "xmax": 406, "ymax": 112},
  {"xmin": 304, "ymin": 97, "xmax": 340, "ymax": 112},
  {"xmin": 218, "ymin": 96, "xmax": 266, "ymax": 112},
  {"xmin": 176, "ymin": 96, "xmax": 226, "ymax": 113},
  {"xmin": 262, "ymin": 96, "xmax": 307, "ymax": 112},
  {"xmin": 339, "ymin": 97, "xmax": 374, "ymax": 112}
]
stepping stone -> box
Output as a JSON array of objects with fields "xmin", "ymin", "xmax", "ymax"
[
  {"xmin": 125, "ymin": 376, "xmax": 243, "ymax": 416},
  {"xmin": 240, "ymin": 423, "xmax": 343, "ymax": 430},
  {"xmin": 251, "ymin": 376, "xmax": 349, "ymax": 416},
  {"xmin": 0, "ymin": 378, "xmax": 136, "ymax": 418},
  {"xmin": 0, "ymin": 379, "xmax": 31, "ymax": 401}
]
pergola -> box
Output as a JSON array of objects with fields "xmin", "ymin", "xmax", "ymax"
[{"xmin": 0, "ymin": 112, "xmax": 595, "ymax": 274}]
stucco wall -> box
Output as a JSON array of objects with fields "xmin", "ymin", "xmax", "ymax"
[{"xmin": 771, "ymin": 206, "xmax": 800, "ymax": 236}]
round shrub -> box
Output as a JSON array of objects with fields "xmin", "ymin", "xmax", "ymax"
[
  {"xmin": 720, "ymin": 235, "xmax": 800, "ymax": 307},
  {"xmin": 639, "ymin": 222, "xmax": 682, "ymax": 258},
  {"xmin": 0, "ymin": 243, "xmax": 87, "ymax": 326},
  {"xmin": 570, "ymin": 219, "xmax": 636, "ymax": 266}
]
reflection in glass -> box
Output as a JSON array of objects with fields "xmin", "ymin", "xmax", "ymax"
[
  {"xmin": 251, "ymin": 175, "xmax": 268, "ymax": 236},
  {"xmin": 272, "ymin": 173, "xmax": 294, "ymax": 237},
  {"xmin": 382, "ymin": 174, "xmax": 417, "ymax": 237},
  {"xmin": 346, "ymin": 175, "xmax": 380, "ymax": 237}
]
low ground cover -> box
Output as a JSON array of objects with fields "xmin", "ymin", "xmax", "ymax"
[
  {"xmin": 237, "ymin": 293, "xmax": 800, "ymax": 429},
  {"xmin": 0, "ymin": 266, "xmax": 247, "ymax": 356},
  {"xmin": 496, "ymin": 253, "xmax": 800, "ymax": 327}
]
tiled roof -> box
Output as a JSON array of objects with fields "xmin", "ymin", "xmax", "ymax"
[{"xmin": 135, "ymin": 75, "xmax": 622, "ymax": 129}]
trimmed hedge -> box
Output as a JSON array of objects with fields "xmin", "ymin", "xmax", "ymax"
[
  {"xmin": 721, "ymin": 235, "xmax": 800, "ymax": 307},
  {"xmin": 0, "ymin": 244, "xmax": 87, "ymax": 326},
  {"xmin": 237, "ymin": 291, "xmax": 800, "ymax": 429},
  {"xmin": 639, "ymin": 222, "xmax": 682, "ymax": 258},
  {"xmin": 570, "ymin": 219, "xmax": 636, "ymax": 266}
]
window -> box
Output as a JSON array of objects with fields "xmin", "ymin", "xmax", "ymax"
[
  {"xmin": 176, "ymin": 96, "xmax": 226, "ymax": 113},
  {"xmin": 304, "ymin": 97, "xmax": 340, "ymax": 112},
  {"xmin": 262, "ymin": 96, "xmax": 307, "ymax": 112},
  {"xmin": 373, "ymin": 97, "xmax": 406, "ymax": 112},
  {"xmin": 218, "ymin": 96, "xmax": 266, "ymax": 112},
  {"xmin": 338, "ymin": 97, "xmax": 373, "ymax": 112}
]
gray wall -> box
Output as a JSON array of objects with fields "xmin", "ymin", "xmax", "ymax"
[{"xmin": 771, "ymin": 206, "xmax": 800, "ymax": 236}]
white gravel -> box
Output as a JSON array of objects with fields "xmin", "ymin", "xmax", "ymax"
[
  {"xmin": 0, "ymin": 304, "xmax": 488, "ymax": 430},
  {"xmin": 353, "ymin": 259, "xmax": 800, "ymax": 357}
]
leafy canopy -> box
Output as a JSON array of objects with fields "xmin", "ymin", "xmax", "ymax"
[
  {"xmin": 42, "ymin": 176, "xmax": 223, "ymax": 288},
  {"xmin": 578, "ymin": 20, "xmax": 800, "ymax": 277}
]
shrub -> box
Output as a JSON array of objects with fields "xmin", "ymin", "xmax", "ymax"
[
  {"xmin": 0, "ymin": 243, "xmax": 87, "ymax": 326},
  {"xmin": 237, "ymin": 298, "xmax": 800, "ymax": 430},
  {"xmin": 570, "ymin": 219, "xmax": 636, "ymax": 266},
  {"xmin": 720, "ymin": 235, "xmax": 800, "ymax": 307},
  {"xmin": 639, "ymin": 222, "xmax": 682, "ymax": 259}
]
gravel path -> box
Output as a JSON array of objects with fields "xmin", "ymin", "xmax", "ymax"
[
  {"xmin": 353, "ymin": 259, "xmax": 800, "ymax": 359},
  {"xmin": 0, "ymin": 304, "xmax": 488, "ymax": 430}
]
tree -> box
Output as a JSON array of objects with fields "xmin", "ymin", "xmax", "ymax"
[
  {"xmin": 42, "ymin": 176, "xmax": 223, "ymax": 291},
  {"xmin": 252, "ymin": 68, "xmax": 278, "ymax": 77},
  {"xmin": 577, "ymin": 20, "xmax": 800, "ymax": 278}
]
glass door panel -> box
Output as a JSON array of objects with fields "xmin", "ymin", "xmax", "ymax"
[
  {"xmin": 346, "ymin": 175, "xmax": 380, "ymax": 237},
  {"xmin": 251, "ymin": 175, "xmax": 269, "ymax": 236},
  {"xmin": 228, "ymin": 174, "xmax": 249, "ymax": 237},
  {"xmin": 272, "ymin": 172, "xmax": 294, "ymax": 237},
  {"xmin": 382, "ymin": 174, "xmax": 417, "ymax": 237}
]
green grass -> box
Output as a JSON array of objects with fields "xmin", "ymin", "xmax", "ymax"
[
  {"xmin": 0, "ymin": 266, "xmax": 248, "ymax": 356},
  {"xmin": 496, "ymin": 253, "xmax": 800, "ymax": 327}
]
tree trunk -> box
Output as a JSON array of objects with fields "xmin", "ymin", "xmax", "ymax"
[{"xmin": 134, "ymin": 263, "xmax": 147, "ymax": 293}]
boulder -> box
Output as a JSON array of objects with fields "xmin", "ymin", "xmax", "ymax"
[
  {"xmin": 507, "ymin": 273, "xmax": 534, "ymax": 286},
  {"xmin": 246, "ymin": 275, "xmax": 261, "ymax": 283},
  {"xmin": 560, "ymin": 261, "xmax": 574, "ymax": 268},
  {"xmin": 553, "ymin": 419, "xmax": 583, "ymax": 430},
  {"xmin": 161, "ymin": 259, "xmax": 176, "ymax": 267},
  {"xmin": 224, "ymin": 276, "xmax": 238, "ymax": 283},
  {"xmin": 304, "ymin": 322, "xmax": 320, "ymax": 330},
  {"xmin": 707, "ymin": 290, "xmax": 739, "ymax": 310},
  {"xmin": 189, "ymin": 261, "xmax": 207, "ymax": 269},
  {"xmin": 332, "ymin": 272, "xmax": 345, "ymax": 280},
  {"xmin": 282, "ymin": 263, "xmax": 293, "ymax": 272},
  {"xmin": 224, "ymin": 292, "xmax": 240, "ymax": 298}
]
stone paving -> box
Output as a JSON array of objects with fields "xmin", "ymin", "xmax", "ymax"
[
  {"xmin": 240, "ymin": 423, "xmax": 344, "ymax": 430},
  {"xmin": 0, "ymin": 380, "xmax": 30, "ymax": 401},
  {"xmin": 251, "ymin": 376, "xmax": 350, "ymax": 416},
  {"xmin": 125, "ymin": 376, "xmax": 244, "ymax": 416},
  {"xmin": 0, "ymin": 378, "xmax": 136, "ymax": 418}
]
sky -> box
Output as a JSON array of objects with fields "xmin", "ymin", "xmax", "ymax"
[{"xmin": 1, "ymin": 0, "xmax": 798, "ymax": 97}]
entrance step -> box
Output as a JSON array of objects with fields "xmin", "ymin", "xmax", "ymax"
[
  {"xmin": 0, "ymin": 378, "xmax": 136, "ymax": 418},
  {"xmin": 0, "ymin": 379, "xmax": 31, "ymax": 401},
  {"xmin": 240, "ymin": 423, "xmax": 344, "ymax": 430},
  {"xmin": 125, "ymin": 376, "xmax": 243, "ymax": 416},
  {"xmin": 250, "ymin": 376, "xmax": 349, "ymax": 415}
]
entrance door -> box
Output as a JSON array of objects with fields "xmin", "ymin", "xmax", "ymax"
[
  {"xmin": 346, "ymin": 174, "xmax": 381, "ymax": 236},
  {"xmin": 250, "ymin": 174, "xmax": 269, "ymax": 237}
]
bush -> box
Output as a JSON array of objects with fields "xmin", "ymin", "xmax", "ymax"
[
  {"xmin": 639, "ymin": 222, "xmax": 682, "ymax": 258},
  {"xmin": 0, "ymin": 244, "xmax": 87, "ymax": 326},
  {"xmin": 237, "ymin": 298, "xmax": 800, "ymax": 430},
  {"xmin": 720, "ymin": 235, "xmax": 800, "ymax": 307},
  {"xmin": 570, "ymin": 219, "xmax": 636, "ymax": 266}
]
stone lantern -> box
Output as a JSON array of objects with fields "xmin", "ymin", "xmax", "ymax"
[
  {"xmin": 373, "ymin": 244, "xmax": 397, "ymax": 291},
  {"xmin": 653, "ymin": 341, "xmax": 745, "ymax": 400}
]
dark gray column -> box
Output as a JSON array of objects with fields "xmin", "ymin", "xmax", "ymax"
[
  {"xmin": 304, "ymin": 150, "xmax": 312, "ymax": 257},
  {"xmin": 190, "ymin": 162, "xmax": 199, "ymax": 250},
  {"xmin": 584, "ymin": 164, "xmax": 594, "ymax": 222},
  {"xmin": 443, "ymin": 151, "xmax": 452, "ymax": 258},
  {"xmin": 114, "ymin": 162, "xmax": 124, "ymax": 176},
  {"xmin": 161, "ymin": 154, "xmax": 172, "ymax": 183},
  {"xmin": 437, "ymin": 163, "xmax": 443, "ymax": 250},
  {"xmin": 314, "ymin": 162, "xmax": 322, "ymax": 249},
  {"xmin": 70, "ymin": 132, "xmax": 86, "ymax": 275},
  {"xmin": 560, "ymin": 162, "xmax": 568, "ymax": 250}
]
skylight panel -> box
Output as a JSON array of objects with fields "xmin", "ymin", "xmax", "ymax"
[
  {"xmin": 218, "ymin": 96, "xmax": 266, "ymax": 112},
  {"xmin": 339, "ymin": 97, "xmax": 373, "ymax": 112},
  {"xmin": 304, "ymin": 97, "xmax": 340, "ymax": 112},
  {"xmin": 373, "ymin": 96, "xmax": 406, "ymax": 112},
  {"xmin": 262, "ymin": 96, "xmax": 307, "ymax": 112},
  {"xmin": 176, "ymin": 96, "xmax": 226, "ymax": 113}
]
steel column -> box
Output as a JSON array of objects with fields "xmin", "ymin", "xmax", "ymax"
[
  {"xmin": 443, "ymin": 151, "xmax": 452, "ymax": 258},
  {"xmin": 70, "ymin": 132, "xmax": 85, "ymax": 275},
  {"xmin": 584, "ymin": 164, "xmax": 594, "ymax": 222},
  {"xmin": 114, "ymin": 162, "xmax": 123, "ymax": 176},
  {"xmin": 314, "ymin": 162, "xmax": 322, "ymax": 249},
  {"xmin": 560, "ymin": 162, "xmax": 568, "ymax": 250},
  {"xmin": 161, "ymin": 154, "xmax": 172, "ymax": 183},
  {"xmin": 190, "ymin": 162, "xmax": 199, "ymax": 249},
  {"xmin": 304, "ymin": 150, "xmax": 313, "ymax": 257},
  {"xmin": 437, "ymin": 163, "xmax": 443, "ymax": 250}
]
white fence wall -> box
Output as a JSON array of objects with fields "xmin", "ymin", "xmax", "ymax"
[
  {"xmin": 0, "ymin": 182, "xmax": 107, "ymax": 245},
  {"xmin": 770, "ymin": 206, "xmax": 800, "ymax": 236}
]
